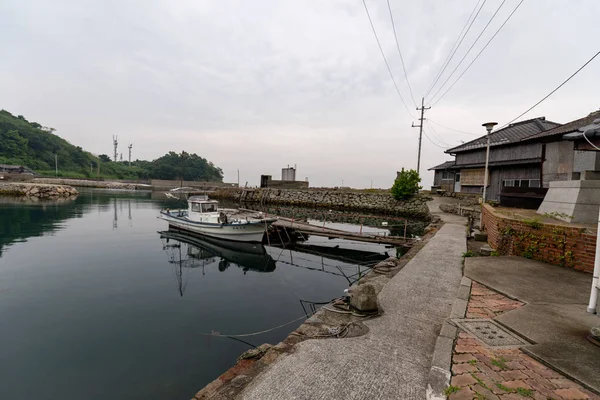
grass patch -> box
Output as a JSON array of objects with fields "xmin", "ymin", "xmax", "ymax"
[
  {"xmin": 463, "ymin": 250, "xmax": 475, "ymax": 258},
  {"xmin": 516, "ymin": 387, "xmax": 533, "ymax": 397},
  {"xmin": 443, "ymin": 385, "xmax": 461, "ymax": 396},
  {"xmin": 468, "ymin": 359, "xmax": 477, "ymax": 365},
  {"xmin": 470, "ymin": 373, "xmax": 491, "ymax": 391},
  {"xmin": 496, "ymin": 383, "xmax": 511, "ymax": 392},
  {"xmin": 491, "ymin": 357, "xmax": 508, "ymax": 370}
]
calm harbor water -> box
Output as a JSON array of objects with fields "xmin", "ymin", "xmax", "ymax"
[{"xmin": 0, "ymin": 189, "xmax": 395, "ymax": 400}]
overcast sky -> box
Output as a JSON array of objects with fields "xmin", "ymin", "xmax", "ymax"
[{"xmin": 1, "ymin": 0, "xmax": 599, "ymax": 188}]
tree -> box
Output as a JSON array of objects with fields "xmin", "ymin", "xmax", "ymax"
[
  {"xmin": 98, "ymin": 154, "xmax": 111, "ymax": 162},
  {"xmin": 391, "ymin": 169, "xmax": 422, "ymax": 200}
]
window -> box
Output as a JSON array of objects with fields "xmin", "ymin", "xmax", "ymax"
[
  {"xmin": 191, "ymin": 202, "xmax": 201, "ymax": 212},
  {"xmin": 441, "ymin": 171, "xmax": 453, "ymax": 180},
  {"xmin": 503, "ymin": 179, "xmax": 540, "ymax": 188},
  {"xmin": 202, "ymin": 203, "xmax": 217, "ymax": 213}
]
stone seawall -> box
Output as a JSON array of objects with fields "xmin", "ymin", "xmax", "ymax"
[
  {"xmin": 33, "ymin": 178, "xmax": 145, "ymax": 190},
  {"xmin": 212, "ymin": 188, "xmax": 431, "ymax": 220},
  {"xmin": 0, "ymin": 182, "xmax": 78, "ymax": 198}
]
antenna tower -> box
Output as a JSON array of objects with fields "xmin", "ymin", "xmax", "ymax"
[{"xmin": 113, "ymin": 135, "xmax": 119, "ymax": 162}]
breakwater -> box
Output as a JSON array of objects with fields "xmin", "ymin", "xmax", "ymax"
[
  {"xmin": 33, "ymin": 178, "xmax": 144, "ymax": 190},
  {"xmin": 212, "ymin": 188, "xmax": 431, "ymax": 220},
  {"xmin": 0, "ymin": 182, "xmax": 78, "ymax": 198}
]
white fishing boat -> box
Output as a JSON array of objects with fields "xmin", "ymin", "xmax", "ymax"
[{"xmin": 159, "ymin": 195, "xmax": 276, "ymax": 242}]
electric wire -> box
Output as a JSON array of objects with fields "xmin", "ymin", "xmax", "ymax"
[
  {"xmin": 430, "ymin": 0, "xmax": 525, "ymax": 107},
  {"xmin": 428, "ymin": 118, "xmax": 479, "ymax": 136},
  {"xmin": 583, "ymin": 130, "xmax": 600, "ymax": 152},
  {"xmin": 362, "ymin": 0, "xmax": 415, "ymax": 119},
  {"xmin": 499, "ymin": 49, "xmax": 600, "ymax": 129},
  {"xmin": 427, "ymin": 0, "xmax": 507, "ymax": 104},
  {"xmin": 425, "ymin": 120, "xmax": 452, "ymax": 147},
  {"xmin": 386, "ymin": 0, "xmax": 416, "ymax": 107},
  {"xmin": 424, "ymin": 0, "xmax": 486, "ymax": 99},
  {"xmin": 423, "ymin": 129, "xmax": 450, "ymax": 150}
]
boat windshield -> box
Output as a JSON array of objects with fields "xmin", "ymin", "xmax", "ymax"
[{"xmin": 202, "ymin": 203, "xmax": 218, "ymax": 213}]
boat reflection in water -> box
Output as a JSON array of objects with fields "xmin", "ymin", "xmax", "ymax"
[{"xmin": 159, "ymin": 229, "xmax": 277, "ymax": 295}]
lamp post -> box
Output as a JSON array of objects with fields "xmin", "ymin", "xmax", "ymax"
[{"xmin": 481, "ymin": 122, "xmax": 498, "ymax": 203}]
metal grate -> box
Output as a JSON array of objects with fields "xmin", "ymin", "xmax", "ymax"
[{"xmin": 452, "ymin": 319, "xmax": 531, "ymax": 348}]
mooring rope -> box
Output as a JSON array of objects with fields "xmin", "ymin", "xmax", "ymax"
[{"xmin": 200, "ymin": 314, "xmax": 309, "ymax": 338}]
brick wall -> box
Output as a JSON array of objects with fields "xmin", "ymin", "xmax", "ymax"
[{"xmin": 482, "ymin": 204, "xmax": 597, "ymax": 273}]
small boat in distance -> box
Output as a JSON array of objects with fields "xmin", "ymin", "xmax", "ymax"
[{"xmin": 159, "ymin": 194, "xmax": 276, "ymax": 242}]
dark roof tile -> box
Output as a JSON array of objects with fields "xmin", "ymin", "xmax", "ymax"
[
  {"xmin": 524, "ymin": 110, "xmax": 600, "ymax": 141},
  {"xmin": 446, "ymin": 117, "xmax": 561, "ymax": 154},
  {"xmin": 428, "ymin": 160, "xmax": 456, "ymax": 170}
]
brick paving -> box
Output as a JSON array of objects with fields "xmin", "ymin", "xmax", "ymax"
[
  {"xmin": 466, "ymin": 282, "xmax": 524, "ymax": 319},
  {"xmin": 450, "ymin": 281, "xmax": 600, "ymax": 400}
]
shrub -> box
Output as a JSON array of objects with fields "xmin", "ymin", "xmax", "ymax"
[{"xmin": 391, "ymin": 169, "xmax": 421, "ymax": 200}]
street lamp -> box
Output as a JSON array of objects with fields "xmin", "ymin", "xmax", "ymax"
[{"xmin": 481, "ymin": 122, "xmax": 498, "ymax": 203}]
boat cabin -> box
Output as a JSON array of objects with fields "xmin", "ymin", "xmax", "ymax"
[{"xmin": 187, "ymin": 195, "xmax": 221, "ymax": 222}]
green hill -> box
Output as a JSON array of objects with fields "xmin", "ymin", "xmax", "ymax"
[{"xmin": 0, "ymin": 110, "xmax": 224, "ymax": 181}]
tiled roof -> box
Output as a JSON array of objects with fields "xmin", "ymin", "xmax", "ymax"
[
  {"xmin": 524, "ymin": 110, "xmax": 600, "ymax": 141},
  {"xmin": 428, "ymin": 160, "xmax": 456, "ymax": 171},
  {"xmin": 445, "ymin": 117, "xmax": 561, "ymax": 154}
]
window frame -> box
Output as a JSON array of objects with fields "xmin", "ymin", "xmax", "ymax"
[{"xmin": 502, "ymin": 178, "xmax": 540, "ymax": 188}]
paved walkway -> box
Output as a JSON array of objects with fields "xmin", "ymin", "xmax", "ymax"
[
  {"xmin": 462, "ymin": 256, "xmax": 600, "ymax": 398},
  {"xmin": 239, "ymin": 213, "xmax": 467, "ymax": 399},
  {"xmin": 450, "ymin": 282, "xmax": 599, "ymax": 400}
]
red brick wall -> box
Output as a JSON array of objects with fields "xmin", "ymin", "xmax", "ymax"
[{"xmin": 482, "ymin": 204, "xmax": 597, "ymax": 273}]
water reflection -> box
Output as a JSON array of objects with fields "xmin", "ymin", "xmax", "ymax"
[
  {"xmin": 157, "ymin": 228, "xmax": 388, "ymax": 299},
  {"xmin": 159, "ymin": 229, "xmax": 277, "ymax": 296}
]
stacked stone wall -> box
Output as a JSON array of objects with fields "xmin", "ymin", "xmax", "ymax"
[{"xmin": 211, "ymin": 188, "xmax": 431, "ymax": 220}]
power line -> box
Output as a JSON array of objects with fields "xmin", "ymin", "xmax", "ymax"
[
  {"xmin": 386, "ymin": 0, "xmax": 416, "ymax": 107},
  {"xmin": 424, "ymin": 0, "xmax": 486, "ymax": 99},
  {"xmin": 425, "ymin": 120, "xmax": 452, "ymax": 146},
  {"xmin": 428, "ymin": 0, "xmax": 507, "ymax": 104},
  {"xmin": 430, "ymin": 0, "xmax": 525, "ymax": 107},
  {"xmin": 362, "ymin": 0, "xmax": 415, "ymax": 119},
  {"xmin": 428, "ymin": 118, "xmax": 480, "ymax": 136},
  {"xmin": 423, "ymin": 129, "xmax": 450, "ymax": 149},
  {"xmin": 500, "ymin": 49, "xmax": 600, "ymax": 128}
]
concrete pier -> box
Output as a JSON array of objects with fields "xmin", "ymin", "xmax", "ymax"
[{"xmin": 232, "ymin": 210, "xmax": 467, "ymax": 399}]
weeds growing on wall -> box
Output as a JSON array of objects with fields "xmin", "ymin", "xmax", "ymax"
[{"xmin": 498, "ymin": 223, "xmax": 579, "ymax": 268}]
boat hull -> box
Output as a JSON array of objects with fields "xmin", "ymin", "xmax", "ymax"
[{"xmin": 159, "ymin": 212, "xmax": 269, "ymax": 243}]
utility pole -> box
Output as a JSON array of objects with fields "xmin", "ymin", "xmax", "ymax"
[
  {"xmin": 55, "ymin": 153, "xmax": 58, "ymax": 176},
  {"xmin": 128, "ymin": 143, "xmax": 133, "ymax": 167},
  {"xmin": 237, "ymin": 169, "xmax": 240, "ymax": 187},
  {"xmin": 412, "ymin": 97, "xmax": 430, "ymax": 175}
]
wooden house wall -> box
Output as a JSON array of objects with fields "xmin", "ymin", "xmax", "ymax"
[
  {"xmin": 487, "ymin": 165, "xmax": 541, "ymax": 201},
  {"xmin": 455, "ymin": 142, "xmax": 542, "ymax": 166}
]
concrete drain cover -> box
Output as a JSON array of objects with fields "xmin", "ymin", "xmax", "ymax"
[{"xmin": 452, "ymin": 319, "xmax": 531, "ymax": 348}]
